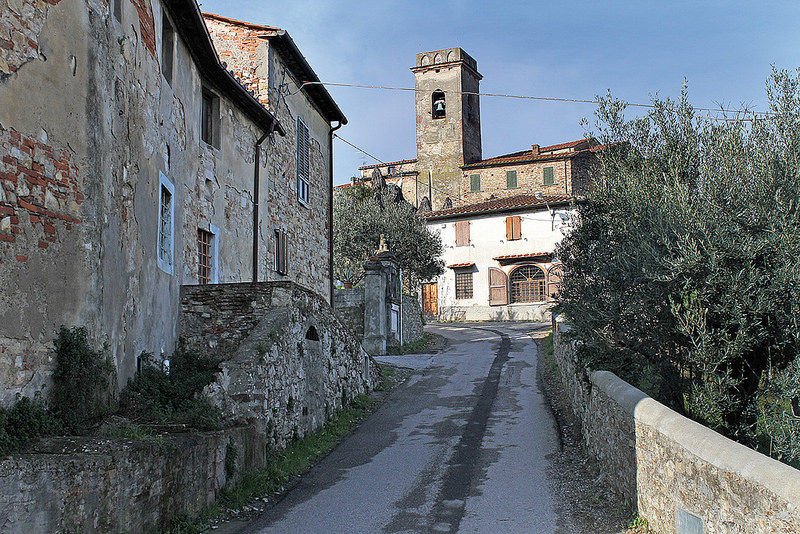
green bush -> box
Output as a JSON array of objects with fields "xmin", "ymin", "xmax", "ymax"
[
  {"xmin": 557, "ymin": 68, "xmax": 800, "ymax": 463},
  {"xmin": 0, "ymin": 397, "xmax": 61, "ymax": 455},
  {"xmin": 120, "ymin": 347, "xmax": 223, "ymax": 431},
  {"xmin": 50, "ymin": 326, "xmax": 116, "ymax": 432}
]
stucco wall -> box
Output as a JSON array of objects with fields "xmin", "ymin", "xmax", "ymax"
[
  {"xmin": 0, "ymin": 0, "xmax": 336, "ymax": 406},
  {"xmin": 427, "ymin": 208, "xmax": 567, "ymax": 322},
  {"xmin": 552, "ymin": 321, "xmax": 800, "ymax": 533}
]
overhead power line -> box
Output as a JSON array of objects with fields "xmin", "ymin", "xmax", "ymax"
[{"xmin": 297, "ymin": 81, "xmax": 767, "ymax": 118}]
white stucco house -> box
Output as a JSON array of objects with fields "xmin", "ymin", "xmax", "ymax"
[{"xmin": 421, "ymin": 193, "xmax": 576, "ymax": 322}]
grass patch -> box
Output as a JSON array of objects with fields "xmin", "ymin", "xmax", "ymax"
[
  {"xmin": 220, "ymin": 394, "xmax": 376, "ymax": 508},
  {"xmin": 540, "ymin": 331, "xmax": 554, "ymax": 357},
  {"xmin": 102, "ymin": 423, "xmax": 164, "ymax": 443},
  {"xmin": 385, "ymin": 333, "xmax": 435, "ymax": 356},
  {"xmin": 375, "ymin": 365, "xmax": 396, "ymax": 392},
  {"xmin": 162, "ymin": 504, "xmax": 220, "ymax": 534}
]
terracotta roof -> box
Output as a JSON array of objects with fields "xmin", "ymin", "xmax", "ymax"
[
  {"xmin": 462, "ymin": 139, "xmax": 595, "ymax": 169},
  {"xmin": 333, "ymin": 183, "xmax": 355, "ymax": 188},
  {"xmin": 493, "ymin": 253, "xmax": 553, "ymax": 261},
  {"xmin": 421, "ymin": 194, "xmax": 574, "ymax": 220},
  {"xmin": 202, "ymin": 12, "xmax": 280, "ymax": 31},
  {"xmin": 447, "ymin": 263, "xmax": 475, "ymax": 269},
  {"xmin": 359, "ymin": 159, "xmax": 418, "ymax": 171}
]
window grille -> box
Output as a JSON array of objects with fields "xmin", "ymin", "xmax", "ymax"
[
  {"xmin": 158, "ymin": 185, "xmax": 172, "ymax": 268},
  {"xmin": 274, "ymin": 228, "xmax": 288, "ymax": 274},
  {"xmin": 455, "ymin": 272, "xmax": 473, "ymax": 299},
  {"xmin": 510, "ymin": 265, "xmax": 546, "ymax": 303},
  {"xmin": 197, "ymin": 229, "xmax": 213, "ymax": 284}
]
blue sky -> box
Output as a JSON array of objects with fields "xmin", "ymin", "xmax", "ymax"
[{"xmin": 198, "ymin": 1, "xmax": 800, "ymax": 185}]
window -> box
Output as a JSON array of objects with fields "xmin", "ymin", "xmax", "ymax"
[
  {"xmin": 432, "ymin": 90, "xmax": 446, "ymax": 119},
  {"xmin": 157, "ymin": 172, "xmax": 175, "ymax": 275},
  {"xmin": 505, "ymin": 216, "xmax": 521, "ymax": 240},
  {"xmin": 296, "ymin": 118, "xmax": 310, "ymax": 205},
  {"xmin": 455, "ymin": 220, "xmax": 470, "ymax": 246},
  {"xmin": 201, "ymin": 88, "xmax": 220, "ymax": 148},
  {"xmin": 455, "ymin": 272, "xmax": 473, "ymax": 299},
  {"xmin": 274, "ymin": 228, "xmax": 288, "ymax": 275},
  {"xmin": 197, "ymin": 227, "xmax": 219, "ymax": 284},
  {"xmin": 470, "ymin": 173, "xmax": 480, "ymax": 192},
  {"xmin": 161, "ymin": 12, "xmax": 174, "ymax": 85},
  {"xmin": 387, "ymin": 165, "xmax": 396, "ymax": 175},
  {"xmin": 506, "ymin": 170, "xmax": 517, "ymax": 189},
  {"xmin": 543, "ymin": 166, "xmax": 555, "ymax": 185},
  {"xmin": 510, "ymin": 265, "xmax": 546, "ymax": 303}
]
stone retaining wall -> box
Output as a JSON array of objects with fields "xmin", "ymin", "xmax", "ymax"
[
  {"xmin": 334, "ymin": 288, "xmax": 425, "ymax": 348},
  {"xmin": 552, "ymin": 320, "xmax": 800, "ymax": 533},
  {"xmin": 0, "ymin": 426, "xmax": 265, "ymax": 534},
  {"xmin": 181, "ymin": 281, "xmax": 376, "ymax": 449}
]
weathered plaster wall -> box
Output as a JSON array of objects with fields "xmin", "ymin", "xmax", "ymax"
[
  {"xmin": 552, "ymin": 321, "xmax": 800, "ymax": 533},
  {"xmin": 205, "ymin": 18, "xmax": 334, "ymax": 302},
  {"xmin": 180, "ymin": 281, "xmax": 375, "ymax": 449},
  {"xmin": 0, "ymin": 426, "xmax": 266, "ymax": 534},
  {"xmin": 0, "ymin": 0, "xmax": 278, "ymax": 404}
]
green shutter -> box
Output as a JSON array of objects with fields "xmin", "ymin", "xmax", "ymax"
[
  {"xmin": 470, "ymin": 174, "xmax": 480, "ymax": 192},
  {"xmin": 543, "ymin": 166, "xmax": 555, "ymax": 185},
  {"xmin": 506, "ymin": 170, "xmax": 517, "ymax": 188}
]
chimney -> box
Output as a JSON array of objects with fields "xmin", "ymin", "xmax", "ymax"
[{"xmin": 531, "ymin": 144, "xmax": 540, "ymax": 155}]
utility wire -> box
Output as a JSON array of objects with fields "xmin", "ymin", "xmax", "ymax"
[{"xmin": 297, "ymin": 81, "xmax": 767, "ymax": 118}]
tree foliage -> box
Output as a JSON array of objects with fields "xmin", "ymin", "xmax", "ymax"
[
  {"xmin": 333, "ymin": 184, "xmax": 444, "ymax": 290},
  {"xmin": 556, "ymin": 68, "xmax": 800, "ymax": 463}
]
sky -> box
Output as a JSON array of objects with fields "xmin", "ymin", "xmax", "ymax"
[{"xmin": 198, "ymin": 1, "xmax": 800, "ymax": 186}]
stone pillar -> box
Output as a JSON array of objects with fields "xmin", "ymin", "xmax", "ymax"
[{"xmin": 362, "ymin": 251, "xmax": 399, "ymax": 355}]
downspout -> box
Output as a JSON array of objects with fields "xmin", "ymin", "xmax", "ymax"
[
  {"xmin": 252, "ymin": 126, "xmax": 273, "ymax": 282},
  {"xmin": 329, "ymin": 121, "xmax": 343, "ymax": 303}
]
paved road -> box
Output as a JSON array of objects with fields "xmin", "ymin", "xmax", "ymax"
[{"xmin": 240, "ymin": 322, "xmax": 570, "ymax": 534}]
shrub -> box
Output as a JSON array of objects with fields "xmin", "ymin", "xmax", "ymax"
[
  {"xmin": 0, "ymin": 397, "xmax": 61, "ymax": 455},
  {"xmin": 50, "ymin": 326, "xmax": 116, "ymax": 432},
  {"xmin": 120, "ymin": 347, "xmax": 223, "ymax": 431}
]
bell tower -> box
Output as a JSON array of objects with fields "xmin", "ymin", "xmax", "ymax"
[{"xmin": 412, "ymin": 48, "xmax": 482, "ymax": 209}]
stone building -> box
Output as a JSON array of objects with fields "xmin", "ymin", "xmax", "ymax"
[
  {"xmin": 355, "ymin": 47, "xmax": 597, "ymax": 321},
  {"xmin": 203, "ymin": 13, "xmax": 347, "ymax": 301},
  {"xmin": 0, "ymin": 0, "xmax": 346, "ymax": 406}
]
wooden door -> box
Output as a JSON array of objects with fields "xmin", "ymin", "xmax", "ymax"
[
  {"xmin": 488, "ymin": 268, "xmax": 508, "ymax": 306},
  {"xmin": 422, "ymin": 282, "xmax": 438, "ymax": 316}
]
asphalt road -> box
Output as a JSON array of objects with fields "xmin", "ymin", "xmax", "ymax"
[{"xmin": 239, "ymin": 322, "xmax": 570, "ymax": 534}]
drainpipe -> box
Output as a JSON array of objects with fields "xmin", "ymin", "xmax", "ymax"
[
  {"xmin": 329, "ymin": 121, "xmax": 343, "ymax": 303},
  {"xmin": 252, "ymin": 126, "xmax": 273, "ymax": 282}
]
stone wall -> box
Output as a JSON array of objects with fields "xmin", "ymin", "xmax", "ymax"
[
  {"xmin": 181, "ymin": 281, "xmax": 376, "ymax": 449},
  {"xmin": 0, "ymin": 426, "xmax": 265, "ymax": 534},
  {"xmin": 552, "ymin": 320, "xmax": 800, "ymax": 533},
  {"xmin": 334, "ymin": 289, "xmax": 425, "ymax": 352},
  {"xmin": 333, "ymin": 287, "xmax": 365, "ymax": 339},
  {"xmin": 402, "ymin": 294, "xmax": 424, "ymax": 345}
]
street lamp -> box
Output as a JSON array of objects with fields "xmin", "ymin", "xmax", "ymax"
[{"xmin": 534, "ymin": 192, "xmax": 555, "ymax": 231}]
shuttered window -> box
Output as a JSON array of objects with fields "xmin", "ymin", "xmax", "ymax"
[
  {"xmin": 470, "ymin": 174, "xmax": 480, "ymax": 192},
  {"xmin": 488, "ymin": 268, "xmax": 508, "ymax": 306},
  {"xmin": 543, "ymin": 166, "xmax": 555, "ymax": 185},
  {"xmin": 296, "ymin": 118, "xmax": 310, "ymax": 204},
  {"xmin": 455, "ymin": 220, "xmax": 470, "ymax": 246},
  {"xmin": 274, "ymin": 228, "xmax": 288, "ymax": 275},
  {"xmin": 505, "ymin": 216, "xmax": 521, "ymax": 240},
  {"xmin": 506, "ymin": 170, "xmax": 517, "ymax": 189}
]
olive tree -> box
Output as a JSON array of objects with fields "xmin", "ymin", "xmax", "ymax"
[
  {"xmin": 333, "ymin": 184, "xmax": 444, "ymax": 292},
  {"xmin": 556, "ymin": 69, "xmax": 800, "ymax": 462}
]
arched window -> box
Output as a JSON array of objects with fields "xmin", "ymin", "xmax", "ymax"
[
  {"xmin": 432, "ymin": 90, "xmax": 446, "ymax": 119},
  {"xmin": 510, "ymin": 265, "xmax": 546, "ymax": 303}
]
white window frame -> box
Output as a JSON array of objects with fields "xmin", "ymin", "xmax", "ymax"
[
  {"xmin": 157, "ymin": 171, "xmax": 175, "ymax": 275},
  {"xmin": 296, "ymin": 118, "xmax": 310, "ymax": 206}
]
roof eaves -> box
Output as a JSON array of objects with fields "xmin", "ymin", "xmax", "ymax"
[
  {"xmin": 263, "ymin": 30, "xmax": 347, "ymax": 125},
  {"xmin": 165, "ymin": 0, "xmax": 285, "ymax": 136}
]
